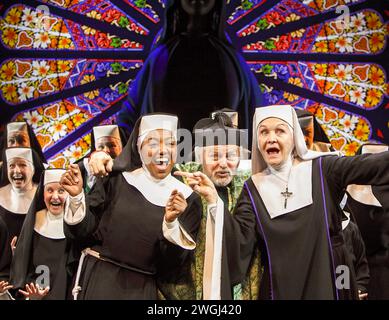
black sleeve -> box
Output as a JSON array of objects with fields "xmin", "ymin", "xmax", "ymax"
[
  {"xmin": 223, "ymin": 185, "xmax": 258, "ymax": 285},
  {"xmin": 64, "ymin": 175, "xmax": 111, "ymax": 242},
  {"xmin": 156, "ymin": 192, "xmax": 202, "ymax": 278},
  {"xmin": 348, "ymin": 222, "xmax": 370, "ymax": 292},
  {"xmin": 0, "ymin": 217, "xmax": 11, "ymax": 281},
  {"xmin": 324, "ymin": 152, "xmax": 389, "ymax": 195},
  {"xmin": 323, "ymin": 152, "xmax": 389, "ymax": 215}
]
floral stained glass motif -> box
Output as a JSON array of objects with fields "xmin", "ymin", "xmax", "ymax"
[{"xmin": 0, "ymin": 0, "xmax": 387, "ymax": 167}]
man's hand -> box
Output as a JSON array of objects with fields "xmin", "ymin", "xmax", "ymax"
[
  {"xmin": 88, "ymin": 151, "xmax": 113, "ymax": 177},
  {"xmin": 60, "ymin": 164, "xmax": 83, "ymax": 197},
  {"xmin": 0, "ymin": 281, "xmax": 13, "ymax": 294},
  {"xmin": 174, "ymin": 171, "xmax": 218, "ymax": 204},
  {"xmin": 165, "ymin": 189, "xmax": 188, "ymax": 223},
  {"xmin": 19, "ymin": 283, "xmax": 49, "ymax": 300}
]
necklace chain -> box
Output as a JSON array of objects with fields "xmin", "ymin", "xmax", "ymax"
[
  {"xmin": 269, "ymin": 156, "xmax": 294, "ymax": 185},
  {"xmin": 270, "ymin": 167, "xmax": 292, "ymax": 185}
]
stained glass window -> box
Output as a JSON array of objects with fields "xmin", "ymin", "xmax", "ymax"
[{"xmin": 1, "ymin": 0, "xmax": 387, "ymax": 167}]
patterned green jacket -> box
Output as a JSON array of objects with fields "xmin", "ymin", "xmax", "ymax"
[{"xmin": 158, "ymin": 162, "xmax": 262, "ymax": 300}]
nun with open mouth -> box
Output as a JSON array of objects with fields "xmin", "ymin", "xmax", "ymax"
[
  {"xmin": 195, "ymin": 105, "xmax": 389, "ymax": 300},
  {"xmin": 0, "ymin": 148, "xmax": 43, "ymax": 238},
  {"xmin": 0, "ymin": 147, "xmax": 44, "ymax": 299},
  {"xmin": 61, "ymin": 113, "xmax": 201, "ymax": 300},
  {"xmin": 9, "ymin": 169, "xmax": 79, "ymax": 300}
]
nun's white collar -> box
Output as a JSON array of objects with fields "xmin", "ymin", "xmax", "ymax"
[
  {"xmin": 252, "ymin": 158, "xmax": 313, "ymax": 219},
  {"xmin": 0, "ymin": 183, "xmax": 37, "ymax": 214},
  {"xmin": 34, "ymin": 209, "xmax": 65, "ymax": 240},
  {"xmin": 122, "ymin": 167, "xmax": 193, "ymax": 207}
]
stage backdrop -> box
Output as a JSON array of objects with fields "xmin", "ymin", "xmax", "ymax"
[{"xmin": 0, "ymin": 0, "xmax": 388, "ymax": 168}]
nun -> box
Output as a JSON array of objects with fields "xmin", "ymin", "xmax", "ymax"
[
  {"xmin": 196, "ymin": 105, "xmax": 389, "ymax": 299},
  {"xmin": 345, "ymin": 143, "xmax": 389, "ymax": 299},
  {"xmin": 9, "ymin": 169, "xmax": 80, "ymax": 300},
  {"xmin": 60, "ymin": 114, "xmax": 202, "ymax": 299},
  {"xmin": 0, "ymin": 148, "xmax": 44, "ymax": 239},
  {"xmin": 77, "ymin": 124, "xmax": 127, "ymax": 192},
  {"xmin": 0, "ymin": 147, "xmax": 44, "ymax": 298}
]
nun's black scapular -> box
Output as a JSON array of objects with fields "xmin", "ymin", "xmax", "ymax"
[
  {"xmin": 9, "ymin": 169, "xmax": 80, "ymax": 300},
  {"xmin": 0, "ymin": 216, "xmax": 12, "ymax": 282},
  {"xmin": 64, "ymin": 114, "xmax": 202, "ymax": 299},
  {"xmin": 117, "ymin": 0, "xmax": 262, "ymax": 134}
]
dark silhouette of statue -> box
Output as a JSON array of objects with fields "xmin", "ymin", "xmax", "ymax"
[{"xmin": 117, "ymin": 0, "xmax": 262, "ymax": 134}]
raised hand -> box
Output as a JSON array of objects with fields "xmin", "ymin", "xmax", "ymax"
[
  {"xmin": 60, "ymin": 164, "xmax": 83, "ymax": 197},
  {"xmin": 88, "ymin": 151, "xmax": 113, "ymax": 177},
  {"xmin": 165, "ymin": 189, "xmax": 188, "ymax": 223},
  {"xmin": 174, "ymin": 171, "xmax": 218, "ymax": 204},
  {"xmin": 19, "ymin": 283, "xmax": 49, "ymax": 300},
  {"xmin": 0, "ymin": 281, "xmax": 13, "ymax": 294}
]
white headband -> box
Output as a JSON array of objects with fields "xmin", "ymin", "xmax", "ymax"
[
  {"xmin": 137, "ymin": 115, "xmax": 178, "ymax": 148},
  {"xmin": 7, "ymin": 122, "xmax": 28, "ymax": 134},
  {"xmin": 251, "ymin": 105, "xmax": 339, "ymax": 173},
  {"xmin": 93, "ymin": 125, "xmax": 121, "ymax": 146},
  {"xmin": 5, "ymin": 148, "xmax": 33, "ymax": 164},
  {"xmin": 255, "ymin": 105, "xmax": 294, "ymax": 130},
  {"xmin": 44, "ymin": 169, "xmax": 66, "ymax": 185}
]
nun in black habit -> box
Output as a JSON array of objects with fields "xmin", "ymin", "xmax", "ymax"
[
  {"xmin": 61, "ymin": 114, "xmax": 202, "ymax": 299},
  {"xmin": 117, "ymin": 0, "xmax": 262, "ymax": 134},
  {"xmin": 0, "ymin": 147, "xmax": 44, "ymax": 299},
  {"xmin": 0, "ymin": 148, "xmax": 44, "ymax": 239},
  {"xmin": 198, "ymin": 105, "xmax": 389, "ymax": 299},
  {"xmin": 345, "ymin": 143, "xmax": 389, "ymax": 299},
  {"xmin": 9, "ymin": 169, "xmax": 79, "ymax": 300}
]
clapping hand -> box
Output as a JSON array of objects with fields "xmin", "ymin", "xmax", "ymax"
[{"xmin": 165, "ymin": 189, "xmax": 188, "ymax": 223}]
